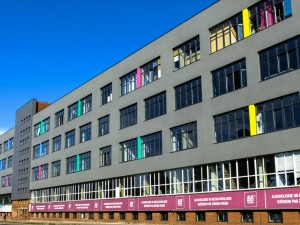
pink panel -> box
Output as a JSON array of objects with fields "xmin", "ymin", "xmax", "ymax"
[
  {"xmin": 5, "ymin": 175, "xmax": 8, "ymax": 187},
  {"xmin": 136, "ymin": 67, "xmax": 141, "ymax": 88},
  {"xmin": 38, "ymin": 166, "xmax": 42, "ymax": 180}
]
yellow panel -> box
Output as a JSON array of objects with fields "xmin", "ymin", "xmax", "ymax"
[
  {"xmin": 249, "ymin": 104, "xmax": 257, "ymax": 136},
  {"xmin": 242, "ymin": 8, "xmax": 250, "ymax": 38}
]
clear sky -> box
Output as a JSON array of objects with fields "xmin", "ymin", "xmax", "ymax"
[{"xmin": 0, "ymin": 0, "xmax": 217, "ymax": 134}]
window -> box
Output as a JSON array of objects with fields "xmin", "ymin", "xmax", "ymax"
[
  {"xmin": 141, "ymin": 132, "xmax": 162, "ymax": 158},
  {"xmin": 34, "ymin": 118, "xmax": 50, "ymax": 137},
  {"xmin": 174, "ymin": 36, "xmax": 200, "ymax": 69},
  {"xmin": 52, "ymin": 161, "xmax": 61, "ymax": 177},
  {"xmin": 65, "ymin": 130, "xmax": 75, "ymax": 148},
  {"xmin": 33, "ymin": 141, "xmax": 49, "ymax": 159},
  {"xmin": 218, "ymin": 211, "xmax": 228, "ymax": 222},
  {"xmin": 88, "ymin": 212, "xmax": 94, "ymax": 220},
  {"xmin": 249, "ymin": 0, "xmax": 291, "ymax": 35},
  {"xmin": 99, "ymin": 212, "xmax": 103, "ymax": 219},
  {"xmin": 210, "ymin": 13, "xmax": 243, "ymax": 53},
  {"xmin": 196, "ymin": 212, "xmax": 205, "ymax": 222},
  {"xmin": 41, "ymin": 164, "xmax": 48, "ymax": 179},
  {"xmin": 109, "ymin": 212, "xmax": 114, "ymax": 220},
  {"xmin": 161, "ymin": 212, "xmax": 168, "ymax": 221},
  {"xmin": 101, "ymin": 83, "xmax": 112, "ymax": 105},
  {"xmin": 145, "ymin": 91, "xmax": 166, "ymax": 120},
  {"xmin": 132, "ymin": 212, "xmax": 138, "ymax": 220},
  {"xmin": 242, "ymin": 211, "xmax": 254, "ymax": 223},
  {"xmin": 269, "ymin": 211, "xmax": 283, "ymax": 223},
  {"xmin": 175, "ymin": 77, "xmax": 202, "ymax": 110},
  {"xmin": 100, "ymin": 146, "xmax": 111, "ymax": 167},
  {"xmin": 120, "ymin": 212, "xmax": 126, "ymax": 220},
  {"xmin": 55, "ymin": 110, "xmax": 64, "ymax": 127},
  {"xmin": 0, "ymin": 144, "xmax": 2, "ymax": 153},
  {"xmin": 53, "ymin": 136, "xmax": 61, "ymax": 152},
  {"xmin": 171, "ymin": 122, "xmax": 197, "ymax": 152},
  {"xmin": 214, "ymin": 108, "xmax": 250, "ymax": 143},
  {"xmin": 7, "ymin": 156, "xmax": 13, "ymax": 168},
  {"xmin": 32, "ymin": 164, "xmax": 48, "ymax": 181},
  {"xmin": 68, "ymin": 94, "xmax": 92, "ymax": 121},
  {"xmin": 99, "ymin": 115, "xmax": 109, "ymax": 136},
  {"xmin": 121, "ymin": 70, "xmax": 137, "ymax": 96},
  {"xmin": 212, "ymin": 59, "xmax": 247, "ymax": 97},
  {"xmin": 177, "ymin": 212, "xmax": 186, "ymax": 221},
  {"xmin": 120, "ymin": 139, "xmax": 137, "ymax": 162},
  {"xmin": 120, "ymin": 104, "xmax": 137, "ymax": 129},
  {"xmin": 68, "ymin": 102, "xmax": 78, "ymax": 121},
  {"xmin": 141, "ymin": 57, "xmax": 161, "ymax": 85},
  {"xmin": 67, "ymin": 152, "xmax": 91, "ymax": 174},
  {"xmin": 145, "ymin": 212, "xmax": 152, "ymax": 220},
  {"xmin": 256, "ymin": 93, "xmax": 300, "ymax": 134},
  {"xmin": 80, "ymin": 123, "xmax": 91, "ymax": 143},
  {"xmin": 260, "ymin": 36, "xmax": 300, "ymax": 80}
]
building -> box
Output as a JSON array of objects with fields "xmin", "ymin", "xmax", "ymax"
[{"xmin": 1, "ymin": 0, "xmax": 300, "ymax": 224}]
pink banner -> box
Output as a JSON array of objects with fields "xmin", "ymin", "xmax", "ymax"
[
  {"xmin": 136, "ymin": 67, "xmax": 141, "ymax": 88},
  {"xmin": 5, "ymin": 175, "xmax": 8, "ymax": 187},
  {"xmin": 29, "ymin": 187, "xmax": 300, "ymax": 212}
]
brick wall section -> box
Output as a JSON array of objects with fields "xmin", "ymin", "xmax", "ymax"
[{"xmin": 29, "ymin": 210, "xmax": 300, "ymax": 224}]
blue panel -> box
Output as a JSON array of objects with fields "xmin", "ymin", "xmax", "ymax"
[{"xmin": 284, "ymin": 0, "xmax": 292, "ymax": 17}]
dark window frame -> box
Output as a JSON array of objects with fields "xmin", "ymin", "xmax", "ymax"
[
  {"xmin": 145, "ymin": 91, "xmax": 166, "ymax": 121},
  {"xmin": 101, "ymin": 83, "xmax": 112, "ymax": 105},
  {"xmin": 120, "ymin": 103, "xmax": 137, "ymax": 129}
]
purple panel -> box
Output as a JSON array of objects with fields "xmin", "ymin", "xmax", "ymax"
[
  {"xmin": 136, "ymin": 67, "xmax": 141, "ymax": 88},
  {"xmin": 101, "ymin": 198, "xmax": 131, "ymax": 211},
  {"xmin": 139, "ymin": 195, "xmax": 189, "ymax": 211},
  {"xmin": 265, "ymin": 188, "xmax": 300, "ymax": 209}
]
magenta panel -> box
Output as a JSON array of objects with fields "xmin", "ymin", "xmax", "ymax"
[
  {"xmin": 29, "ymin": 187, "xmax": 300, "ymax": 212},
  {"xmin": 136, "ymin": 67, "xmax": 141, "ymax": 88}
]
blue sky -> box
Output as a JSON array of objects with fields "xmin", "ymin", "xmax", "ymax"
[{"xmin": 0, "ymin": 0, "xmax": 217, "ymax": 134}]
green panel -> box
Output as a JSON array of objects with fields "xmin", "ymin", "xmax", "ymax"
[
  {"xmin": 78, "ymin": 100, "xmax": 82, "ymax": 117},
  {"xmin": 76, "ymin": 155, "xmax": 80, "ymax": 172},
  {"xmin": 40, "ymin": 121, "xmax": 45, "ymax": 135},
  {"xmin": 137, "ymin": 137, "xmax": 143, "ymax": 159}
]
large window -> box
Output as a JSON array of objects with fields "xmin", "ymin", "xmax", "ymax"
[
  {"xmin": 242, "ymin": 211, "xmax": 254, "ymax": 223},
  {"xmin": 268, "ymin": 211, "xmax": 283, "ymax": 223},
  {"xmin": 53, "ymin": 135, "xmax": 61, "ymax": 152},
  {"xmin": 171, "ymin": 122, "xmax": 198, "ymax": 152},
  {"xmin": 210, "ymin": 13, "xmax": 243, "ymax": 53},
  {"xmin": 101, "ymin": 83, "xmax": 112, "ymax": 105},
  {"xmin": 145, "ymin": 92, "xmax": 166, "ymax": 121},
  {"xmin": 32, "ymin": 164, "xmax": 48, "ymax": 181},
  {"xmin": 249, "ymin": 0, "xmax": 291, "ymax": 35},
  {"xmin": 173, "ymin": 36, "xmax": 200, "ymax": 70},
  {"xmin": 121, "ymin": 70, "xmax": 137, "ymax": 96},
  {"xmin": 175, "ymin": 77, "xmax": 202, "ymax": 110},
  {"xmin": 217, "ymin": 211, "xmax": 228, "ymax": 222},
  {"xmin": 99, "ymin": 115, "xmax": 109, "ymax": 136},
  {"xmin": 256, "ymin": 93, "xmax": 300, "ymax": 134},
  {"xmin": 68, "ymin": 94, "xmax": 92, "ymax": 121},
  {"xmin": 120, "ymin": 104, "xmax": 137, "ymax": 129},
  {"xmin": 120, "ymin": 139, "xmax": 137, "ymax": 162},
  {"xmin": 100, "ymin": 146, "xmax": 111, "ymax": 167},
  {"xmin": 260, "ymin": 36, "xmax": 300, "ymax": 80},
  {"xmin": 80, "ymin": 123, "xmax": 91, "ymax": 143},
  {"xmin": 33, "ymin": 141, "xmax": 49, "ymax": 159},
  {"xmin": 67, "ymin": 152, "xmax": 91, "ymax": 174},
  {"xmin": 212, "ymin": 59, "xmax": 247, "ymax": 97},
  {"xmin": 55, "ymin": 110, "xmax": 64, "ymax": 127},
  {"xmin": 65, "ymin": 129, "xmax": 75, "ymax": 148},
  {"xmin": 214, "ymin": 108, "xmax": 250, "ymax": 143},
  {"xmin": 1, "ymin": 175, "xmax": 12, "ymax": 187},
  {"xmin": 52, "ymin": 160, "xmax": 61, "ymax": 177},
  {"xmin": 141, "ymin": 58, "xmax": 161, "ymax": 85},
  {"xmin": 34, "ymin": 118, "xmax": 50, "ymax": 137}
]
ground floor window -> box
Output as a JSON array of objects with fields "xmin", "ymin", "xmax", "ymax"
[
  {"xmin": 73, "ymin": 213, "xmax": 77, "ymax": 219},
  {"xmin": 109, "ymin": 212, "xmax": 114, "ymax": 219},
  {"xmin": 161, "ymin": 212, "xmax": 168, "ymax": 221},
  {"xmin": 218, "ymin": 211, "xmax": 228, "ymax": 222},
  {"xmin": 99, "ymin": 212, "xmax": 103, "ymax": 219},
  {"xmin": 196, "ymin": 211, "xmax": 205, "ymax": 222},
  {"xmin": 242, "ymin": 211, "xmax": 253, "ymax": 223},
  {"xmin": 269, "ymin": 211, "xmax": 283, "ymax": 223},
  {"xmin": 146, "ymin": 212, "xmax": 152, "ymax": 220},
  {"xmin": 88, "ymin": 212, "xmax": 94, "ymax": 220},
  {"xmin": 65, "ymin": 212, "xmax": 69, "ymax": 219},
  {"xmin": 177, "ymin": 212, "xmax": 186, "ymax": 221},
  {"xmin": 120, "ymin": 212, "xmax": 126, "ymax": 220},
  {"xmin": 81, "ymin": 212, "xmax": 85, "ymax": 219},
  {"xmin": 132, "ymin": 212, "xmax": 138, "ymax": 220}
]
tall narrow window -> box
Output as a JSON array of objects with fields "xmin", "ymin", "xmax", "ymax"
[
  {"xmin": 68, "ymin": 102, "xmax": 78, "ymax": 121},
  {"xmin": 210, "ymin": 13, "xmax": 243, "ymax": 53},
  {"xmin": 120, "ymin": 104, "xmax": 137, "ymax": 129},
  {"xmin": 141, "ymin": 132, "xmax": 162, "ymax": 158},
  {"xmin": 52, "ymin": 135, "xmax": 61, "ymax": 152},
  {"xmin": 120, "ymin": 139, "xmax": 137, "ymax": 162},
  {"xmin": 145, "ymin": 92, "xmax": 166, "ymax": 121},
  {"xmin": 81, "ymin": 94, "xmax": 92, "ymax": 115},
  {"xmin": 65, "ymin": 129, "xmax": 75, "ymax": 148},
  {"xmin": 101, "ymin": 83, "xmax": 112, "ymax": 105},
  {"xmin": 121, "ymin": 70, "xmax": 137, "ymax": 96},
  {"xmin": 100, "ymin": 146, "xmax": 111, "ymax": 167},
  {"xmin": 80, "ymin": 123, "xmax": 91, "ymax": 143},
  {"xmin": 55, "ymin": 110, "xmax": 64, "ymax": 127},
  {"xmin": 212, "ymin": 59, "xmax": 247, "ymax": 97},
  {"xmin": 99, "ymin": 115, "xmax": 109, "ymax": 136},
  {"xmin": 175, "ymin": 77, "xmax": 202, "ymax": 110},
  {"xmin": 52, "ymin": 160, "xmax": 61, "ymax": 177},
  {"xmin": 7, "ymin": 156, "xmax": 13, "ymax": 168},
  {"xmin": 171, "ymin": 122, "xmax": 198, "ymax": 152},
  {"xmin": 141, "ymin": 57, "xmax": 161, "ymax": 85}
]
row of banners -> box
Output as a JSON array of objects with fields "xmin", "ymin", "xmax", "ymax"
[{"xmin": 30, "ymin": 187, "xmax": 300, "ymax": 212}]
